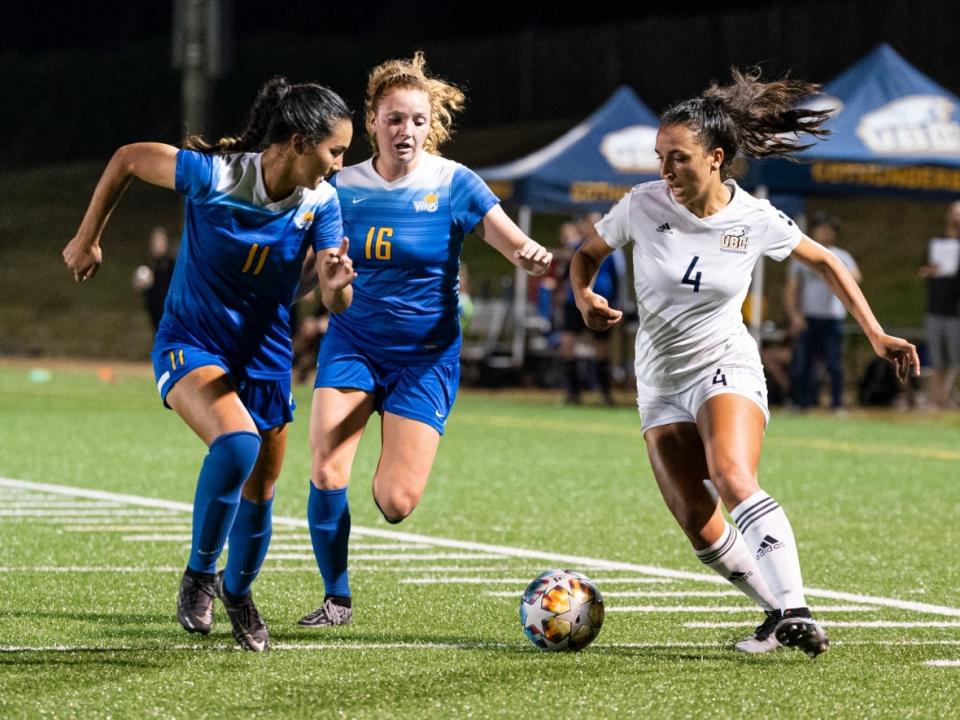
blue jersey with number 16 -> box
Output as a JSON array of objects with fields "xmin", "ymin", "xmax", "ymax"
[
  {"xmin": 156, "ymin": 149, "xmax": 343, "ymax": 378},
  {"xmin": 329, "ymin": 153, "xmax": 498, "ymax": 361}
]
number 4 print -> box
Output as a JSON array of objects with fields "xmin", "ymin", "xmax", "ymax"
[{"xmin": 682, "ymin": 256, "xmax": 701, "ymax": 292}]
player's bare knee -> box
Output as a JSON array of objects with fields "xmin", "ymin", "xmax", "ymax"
[
  {"xmin": 373, "ymin": 488, "xmax": 419, "ymax": 524},
  {"xmin": 709, "ymin": 463, "xmax": 756, "ymax": 502},
  {"xmin": 311, "ymin": 465, "xmax": 348, "ymax": 491}
]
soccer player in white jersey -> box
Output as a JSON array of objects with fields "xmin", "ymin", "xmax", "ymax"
[
  {"xmin": 63, "ymin": 78, "xmax": 356, "ymax": 651},
  {"xmin": 570, "ymin": 68, "xmax": 919, "ymax": 658},
  {"xmin": 297, "ymin": 53, "xmax": 552, "ymax": 627}
]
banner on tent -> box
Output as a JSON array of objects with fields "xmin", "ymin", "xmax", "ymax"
[{"xmin": 811, "ymin": 161, "xmax": 960, "ymax": 193}]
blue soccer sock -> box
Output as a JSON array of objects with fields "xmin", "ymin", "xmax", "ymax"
[
  {"xmin": 223, "ymin": 495, "xmax": 274, "ymax": 598},
  {"xmin": 307, "ymin": 483, "xmax": 351, "ymax": 598},
  {"xmin": 186, "ymin": 431, "xmax": 261, "ymax": 575}
]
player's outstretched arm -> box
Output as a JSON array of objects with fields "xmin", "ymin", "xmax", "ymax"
[
  {"xmin": 791, "ymin": 235, "xmax": 919, "ymax": 381},
  {"xmin": 63, "ymin": 143, "xmax": 178, "ymax": 283},
  {"xmin": 570, "ymin": 229, "xmax": 623, "ymax": 332},
  {"xmin": 318, "ymin": 237, "xmax": 356, "ymax": 313},
  {"xmin": 475, "ymin": 205, "xmax": 552, "ymax": 276}
]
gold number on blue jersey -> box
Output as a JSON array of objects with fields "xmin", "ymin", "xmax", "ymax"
[
  {"xmin": 168, "ymin": 349, "xmax": 185, "ymax": 370},
  {"xmin": 364, "ymin": 227, "xmax": 393, "ymax": 261},
  {"xmin": 241, "ymin": 243, "xmax": 270, "ymax": 275}
]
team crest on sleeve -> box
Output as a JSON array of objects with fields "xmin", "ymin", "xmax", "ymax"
[
  {"xmin": 294, "ymin": 210, "xmax": 315, "ymax": 230},
  {"xmin": 720, "ymin": 225, "xmax": 750, "ymax": 254},
  {"xmin": 413, "ymin": 192, "xmax": 440, "ymax": 213}
]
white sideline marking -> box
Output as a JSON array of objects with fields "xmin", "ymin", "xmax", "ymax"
[
  {"xmin": 487, "ymin": 590, "xmax": 744, "ymax": 598},
  {"xmin": 269, "ymin": 552, "xmax": 507, "ymax": 561},
  {"xmin": 925, "ymin": 660, "xmax": 960, "ymax": 667},
  {"xmin": 686, "ymin": 621, "xmax": 960, "ymax": 629},
  {"xmin": 2, "ymin": 501, "xmax": 125, "ymax": 509},
  {"xmin": 610, "ymin": 604, "xmax": 876, "ymax": 613},
  {"xmin": 0, "ymin": 566, "xmax": 185, "ymax": 573},
  {"xmin": 0, "ymin": 509, "xmax": 182, "ymax": 517},
  {"xmin": 408, "ymin": 576, "xmax": 673, "ymax": 585},
  {"xmin": 122, "ymin": 534, "xmax": 193, "ymax": 542},
  {"xmin": 268, "ymin": 542, "xmax": 432, "ymax": 552},
  {"xmin": 64, "ymin": 525, "xmax": 193, "ymax": 533},
  {"xmin": 4, "ymin": 640, "xmax": 960, "ymax": 654},
  {"xmin": 3, "ymin": 476, "xmax": 960, "ymax": 618}
]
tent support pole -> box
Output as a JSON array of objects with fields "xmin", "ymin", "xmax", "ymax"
[{"xmin": 511, "ymin": 205, "xmax": 532, "ymax": 367}]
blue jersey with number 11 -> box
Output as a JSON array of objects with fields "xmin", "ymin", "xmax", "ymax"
[
  {"xmin": 329, "ymin": 153, "xmax": 498, "ymax": 360},
  {"xmin": 157, "ymin": 149, "xmax": 343, "ymax": 378}
]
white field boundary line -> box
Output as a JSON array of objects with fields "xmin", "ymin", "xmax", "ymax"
[
  {"xmin": 687, "ymin": 621, "xmax": 960, "ymax": 629},
  {"xmin": 3, "ymin": 640, "xmax": 960, "ymax": 654},
  {"xmin": 925, "ymin": 660, "xmax": 960, "ymax": 667},
  {"xmin": 3, "ymin": 476, "xmax": 960, "ymax": 618}
]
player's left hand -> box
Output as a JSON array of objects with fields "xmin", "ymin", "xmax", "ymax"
[
  {"xmin": 514, "ymin": 240, "xmax": 552, "ymax": 276},
  {"xmin": 319, "ymin": 237, "xmax": 357, "ymax": 291},
  {"xmin": 872, "ymin": 333, "xmax": 920, "ymax": 382}
]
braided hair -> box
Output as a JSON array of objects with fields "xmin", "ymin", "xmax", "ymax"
[
  {"xmin": 185, "ymin": 77, "xmax": 351, "ymax": 154},
  {"xmin": 661, "ymin": 67, "xmax": 831, "ymax": 177}
]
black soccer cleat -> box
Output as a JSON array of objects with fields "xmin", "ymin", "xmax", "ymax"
[
  {"xmin": 298, "ymin": 596, "xmax": 353, "ymax": 627},
  {"xmin": 177, "ymin": 568, "xmax": 216, "ymax": 635},
  {"xmin": 774, "ymin": 607, "xmax": 830, "ymax": 658},
  {"xmin": 215, "ymin": 571, "xmax": 269, "ymax": 652}
]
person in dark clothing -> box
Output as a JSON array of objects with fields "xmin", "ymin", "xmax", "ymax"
[{"xmin": 132, "ymin": 226, "xmax": 177, "ymax": 332}]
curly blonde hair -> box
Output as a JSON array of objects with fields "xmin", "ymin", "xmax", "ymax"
[{"xmin": 364, "ymin": 51, "xmax": 465, "ymax": 155}]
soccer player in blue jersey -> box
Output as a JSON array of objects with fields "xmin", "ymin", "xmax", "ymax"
[
  {"xmin": 62, "ymin": 78, "xmax": 356, "ymax": 651},
  {"xmin": 297, "ymin": 53, "xmax": 553, "ymax": 627}
]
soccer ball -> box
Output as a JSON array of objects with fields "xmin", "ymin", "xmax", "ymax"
[{"xmin": 519, "ymin": 569, "xmax": 605, "ymax": 651}]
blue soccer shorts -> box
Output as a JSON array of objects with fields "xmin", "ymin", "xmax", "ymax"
[
  {"xmin": 313, "ymin": 328, "xmax": 459, "ymax": 435},
  {"xmin": 151, "ymin": 343, "xmax": 295, "ymax": 431}
]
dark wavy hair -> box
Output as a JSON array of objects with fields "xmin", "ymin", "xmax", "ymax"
[
  {"xmin": 185, "ymin": 77, "xmax": 351, "ymax": 154},
  {"xmin": 661, "ymin": 67, "xmax": 831, "ymax": 177}
]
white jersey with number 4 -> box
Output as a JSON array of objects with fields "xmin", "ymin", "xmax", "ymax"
[{"xmin": 596, "ymin": 179, "xmax": 801, "ymax": 395}]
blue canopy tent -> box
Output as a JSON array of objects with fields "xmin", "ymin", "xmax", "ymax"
[
  {"xmin": 742, "ymin": 44, "xmax": 960, "ymax": 341},
  {"xmin": 476, "ymin": 86, "xmax": 661, "ymax": 364},
  {"xmin": 744, "ymin": 43, "xmax": 960, "ymax": 199}
]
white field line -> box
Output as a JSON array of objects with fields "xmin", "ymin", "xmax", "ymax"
[
  {"xmin": 3, "ymin": 476, "xmax": 960, "ymax": 618},
  {"xmin": 0, "ymin": 566, "xmax": 185, "ymax": 573},
  {"xmin": 269, "ymin": 552, "xmax": 507, "ymax": 561},
  {"xmin": 0, "ymin": 509, "xmax": 183, "ymax": 517},
  {"xmin": 63, "ymin": 525, "xmax": 193, "ymax": 532},
  {"xmin": 408, "ymin": 576, "xmax": 673, "ymax": 585},
  {"xmin": 925, "ymin": 660, "xmax": 960, "ymax": 667},
  {"xmin": 686, "ymin": 621, "xmax": 960, "ymax": 629},
  {"xmin": 122, "ymin": 534, "xmax": 193, "ymax": 542},
  {"xmin": 609, "ymin": 604, "xmax": 876, "ymax": 613},
  {"xmin": 268, "ymin": 542, "xmax": 432, "ymax": 551},
  {"xmin": 1, "ymin": 501, "xmax": 125, "ymax": 509},
  {"xmin": 4, "ymin": 640, "xmax": 960, "ymax": 654},
  {"xmin": 25, "ymin": 517, "xmax": 192, "ymax": 525},
  {"xmin": 489, "ymin": 590, "xmax": 752, "ymax": 599}
]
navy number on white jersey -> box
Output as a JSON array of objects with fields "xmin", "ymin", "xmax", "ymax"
[{"xmin": 682, "ymin": 256, "xmax": 702, "ymax": 292}]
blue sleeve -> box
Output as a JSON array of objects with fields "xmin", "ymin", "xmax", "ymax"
[
  {"xmin": 309, "ymin": 192, "xmax": 344, "ymax": 253},
  {"xmin": 450, "ymin": 165, "xmax": 499, "ymax": 234},
  {"xmin": 175, "ymin": 149, "xmax": 218, "ymax": 201}
]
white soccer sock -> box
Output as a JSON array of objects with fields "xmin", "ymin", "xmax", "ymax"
[
  {"xmin": 695, "ymin": 520, "xmax": 777, "ymax": 612},
  {"xmin": 731, "ymin": 490, "xmax": 808, "ymax": 612}
]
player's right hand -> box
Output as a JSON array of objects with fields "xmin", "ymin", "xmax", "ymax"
[
  {"xmin": 319, "ymin": 237, "xmax": 357, "ymax": 291},
  {"xmin": 577, "ymin": 291, "xmax": 622, "ymax": 332},
  {"xmin": 63, "ymin": 237, "xmax": 102, "ymax": 283}
]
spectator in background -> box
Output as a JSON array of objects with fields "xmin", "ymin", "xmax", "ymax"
[
  {"xmin": 132, "ymin": 225, "xmax": 177, "ymax": 332},
  {"xmin": 560, "ymin": 215, "xmax": 620, "ymax": 405},
  {"xmin": 919, "ymin": 201, "xmax": 960, "ymax": 408},
  {"xmin": 784, "ymin": 212, "xmax": 861, "ymax": 410}
]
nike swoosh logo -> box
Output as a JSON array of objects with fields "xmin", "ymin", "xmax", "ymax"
[
  {"xmin": 435, "ymin": 410, "xmax": 444, "ymax": 418},
  {"xmin": 352, "ymin": 197, "xmax": 367, "ymax": 204}
]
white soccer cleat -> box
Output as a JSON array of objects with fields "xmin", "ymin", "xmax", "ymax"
[{"xmin": 734, "ymin": 610, "xmax": 782, "ymax": 654}]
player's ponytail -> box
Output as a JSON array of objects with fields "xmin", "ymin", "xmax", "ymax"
[
  {"xmin": 364, "ymin": 51, "xmax": 465, "ymax": 155},
  {"xmin": 185, "ymin": 77, "xmax": 351, "ymax": 155},
  {"xmin": 661, "ymin": 67, "xmax": 831, "ymax": 177}
]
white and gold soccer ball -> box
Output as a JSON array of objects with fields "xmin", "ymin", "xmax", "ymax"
[{"xmin": 519, "ymin": 569, "xmax": 604, "ymax": 651}]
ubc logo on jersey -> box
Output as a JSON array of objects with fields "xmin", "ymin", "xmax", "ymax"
[
  {"xmin": 720, "ymin": 225, "xmax": 750, "ymax": 254},
  {"xmin": 413, "ymin": 192, "xmax": 440, "ymax": 213},
  {"xmin": 294, "ymin": 210, "xmax": 315, "ymax": 230}
]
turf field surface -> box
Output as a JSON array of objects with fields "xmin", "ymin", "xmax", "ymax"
[{"xmin": 1, "ymin": 362, "xmax": 958, "ymax": 719}]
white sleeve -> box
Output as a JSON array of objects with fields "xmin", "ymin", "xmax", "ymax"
[
  {"xmin": 762, "ymin": 202, "xmax": 803, "ymax": 262},
  {"xmin": 595, "ymin": 192, "xmax": 634, "ymax": 250}
]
